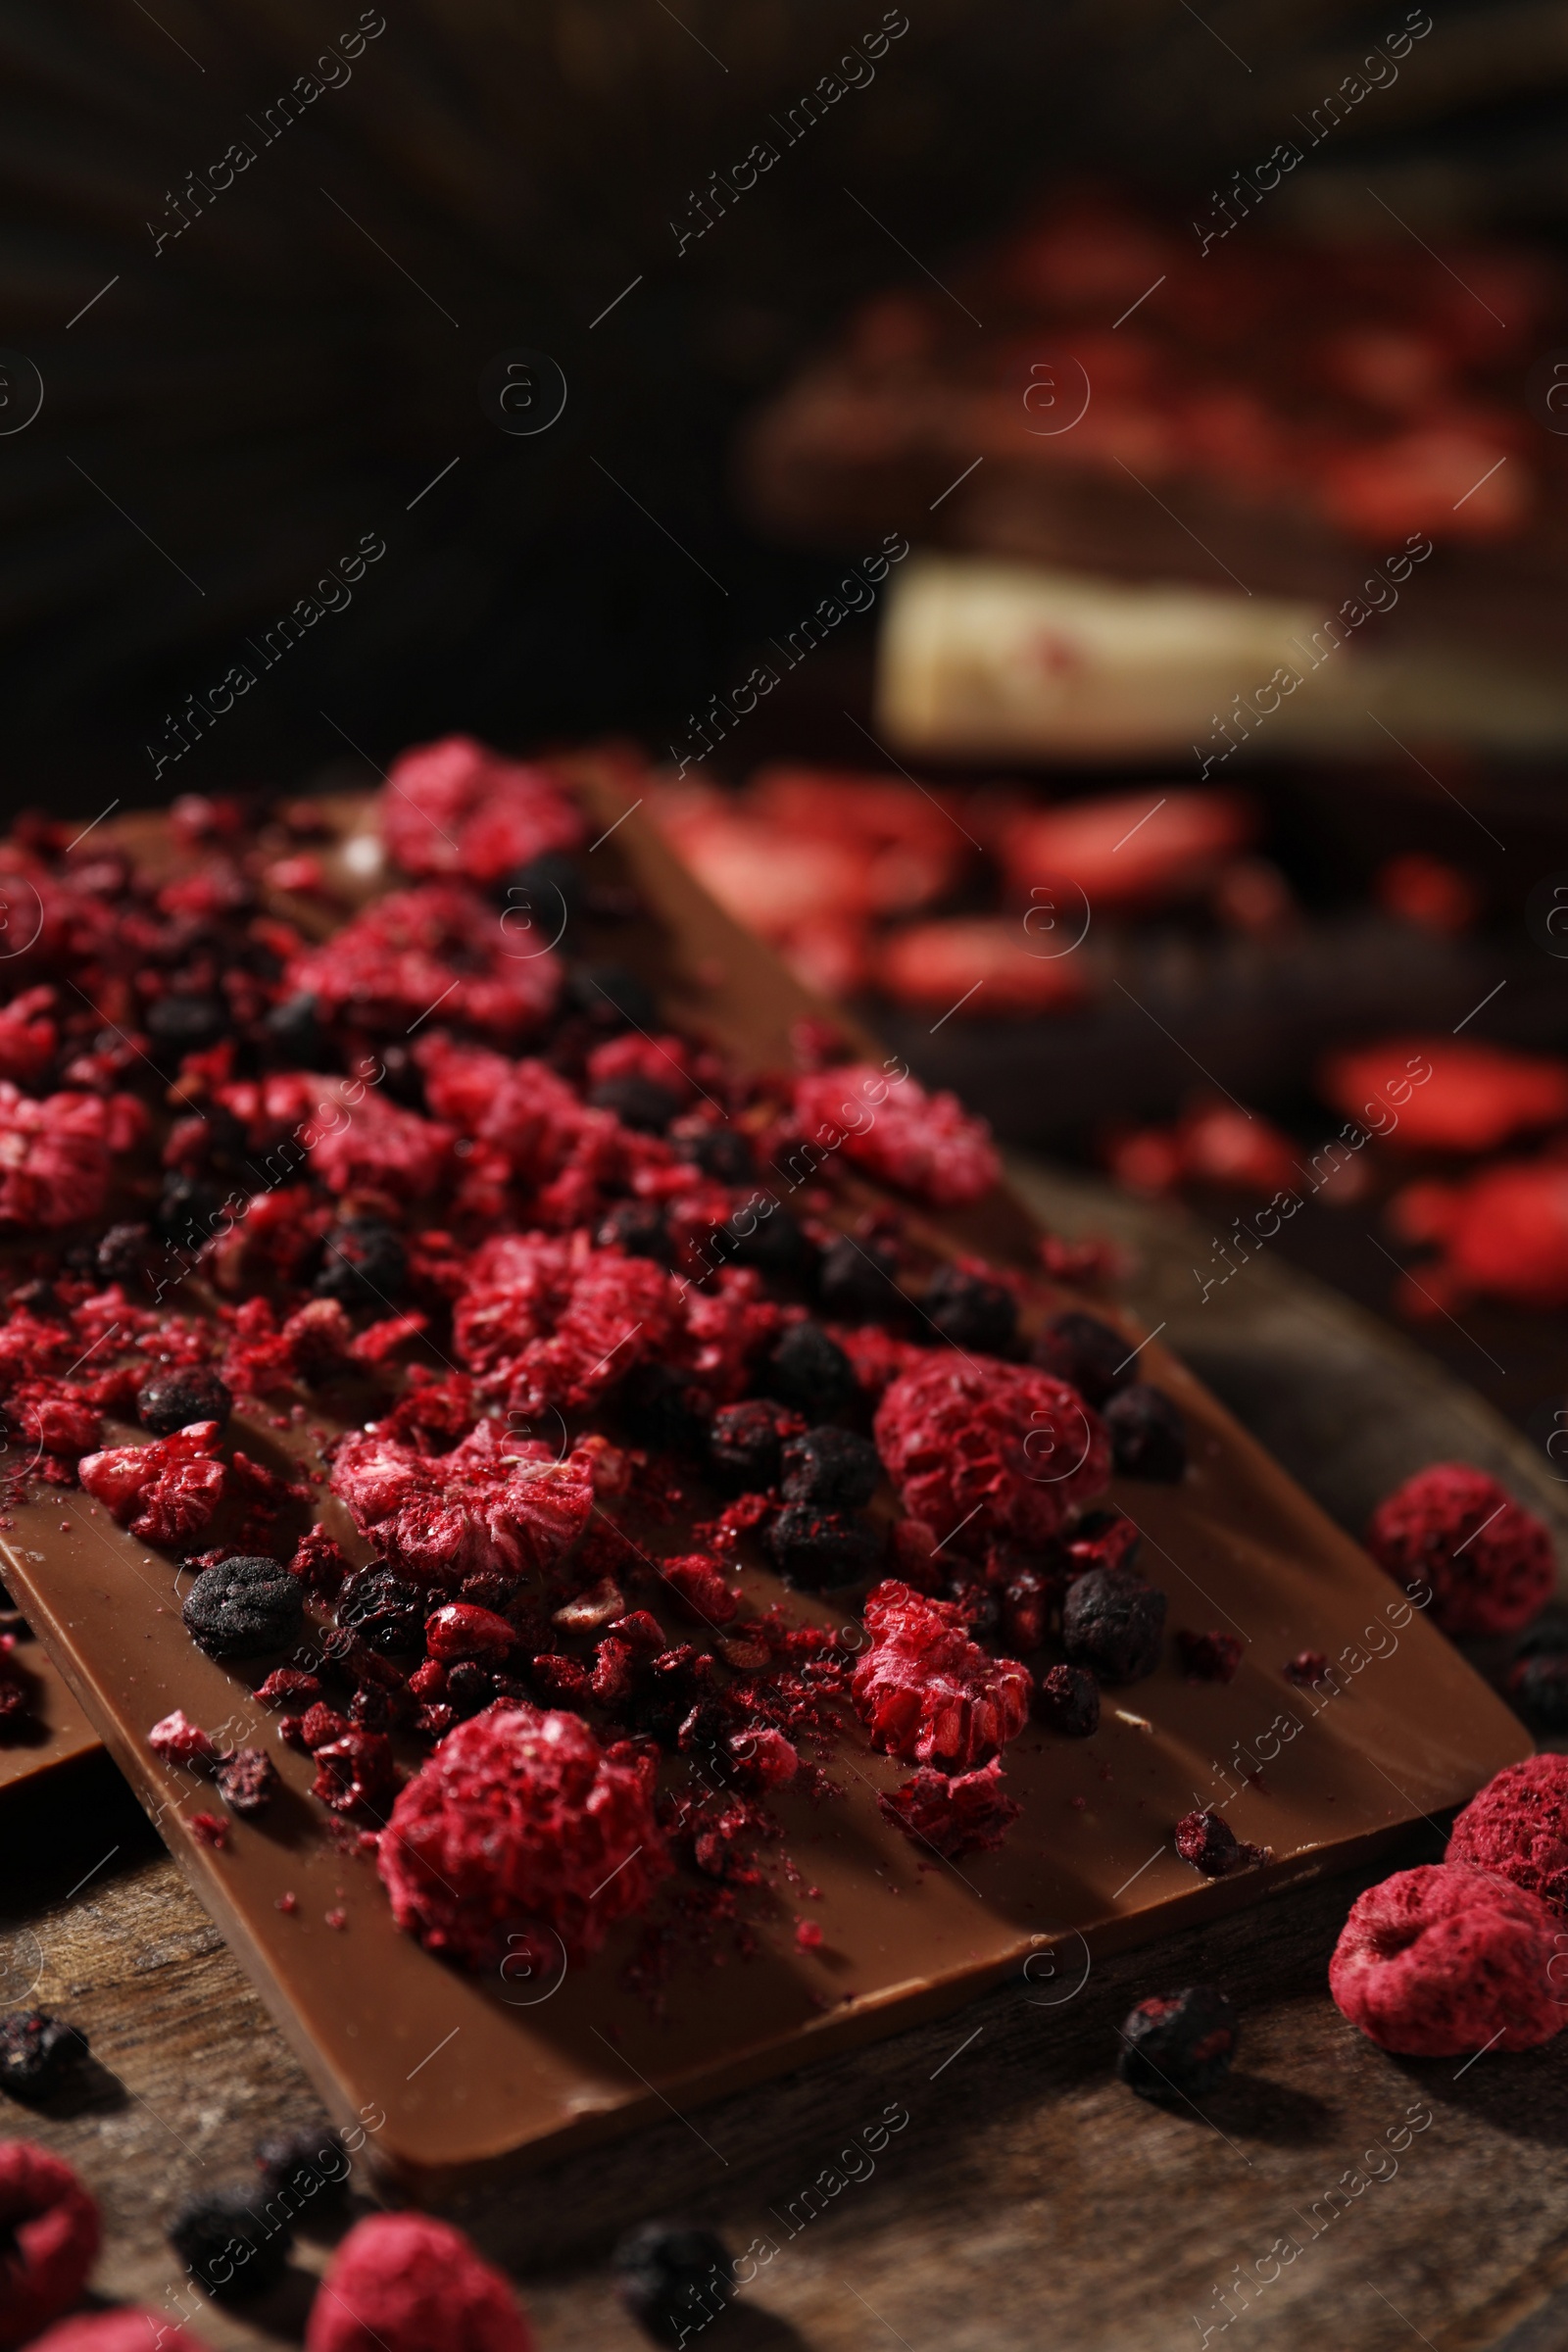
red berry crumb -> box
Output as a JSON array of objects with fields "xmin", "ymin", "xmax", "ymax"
[
  {"xmin": 795, "ymin": 1920, "xmax": 824, "ymax": 1950},
  {"xmin": 147, "ymin": 1709, "xmax": 216, "ymax": 1770},
  {"xmin": 794, "ymin": 1064, "xmax": 1001, "ymax": 1206},
  {"xmin": 377, "ymin": 1705, "xmax": 668, "ymax": 1968},
  {"xmin": 1329, "ymin": 1862, "xmax": 1565, "ymax": 2054},
  {"xmin": 0, "ymin": 2140, "xmax": 100, "ymax": 2351},
  {"xmin": 330, "ymin": 1420, "xmax": 594, "ymax": 1588},
  {"xmin": 1174, "ymin": 1808, "xmax": 1266, "ymax": 1878},
  {"xmin": 874, "ymin": 1356, "xmax": 1110, "ymax": 1555},
  {"xmin": 1175, "ymin": 1630, "xmax": 1244, "ymax": 1684},
  {"xmin": 189, "ymin": 1811, "xmax": 228, "ymax": 1849},
  {"xmin": 1284, "ymin": 1649, "xmax": 1329, "ymax": 1686},
  {"xmin": 305, "ymin": 2209, "xmax": 534, "ymax": 2352},
  {"xmin": 852, "ymin": 1581, "xmax": 1031, "ymax": 1769},
  {"xmin": 879, "ymin": 1756, "xmax": 1022, "ymax": 1858},
  {"xmin": 1447, "ymin": 1754, "xmax": 1568, "ymax": 1917},
  {"xmin": 77, "ymin": 1422, "xmax": 226, "ymax": 1548},
  {"xmin": 25, "ymin": 2313, "xmax": 212, "ymax": 2350},
  {"xmin": 1366, "ymin": 1462, "xmax": 1554, "ymax": 1638}
]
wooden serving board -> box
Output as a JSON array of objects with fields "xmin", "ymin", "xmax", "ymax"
[{"xmin": 0, "ymin": 767, "xmax": 1532, "ymax": 2198}]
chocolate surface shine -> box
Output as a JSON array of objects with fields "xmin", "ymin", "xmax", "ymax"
[{"xmin": 0, "ymin": 770, "xmax": 1531, "ymax": 2196}]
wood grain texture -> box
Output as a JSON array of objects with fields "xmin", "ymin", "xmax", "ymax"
[{"xmin": 3, "ymin": 1160, "xmax": 1564, "ymax": 2351}]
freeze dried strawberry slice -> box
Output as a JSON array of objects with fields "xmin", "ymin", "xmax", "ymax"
[
  {"xmin": 79, "ymin": 1421, "xmax": 227, "ymax": 1547},
  {"xmin": 454, "ymin": 1230, "xmax": 679, "ymax": 1412},
  {"xmin": 793, "ymin": 1064, "xmax": 1001, "ymax": 1207},
  {"xmin": 330, "ymin": 1419, "xmax": 593, "ymax": 1588},
  {"xmin": 380, "ymin": 733, "xmax": 585, "ymax": 883},
  {"xmin": 1319, "ymin": 1037, "xmax": 1568, "ymax": 1154},
  {"xmin": 853, "ymin": 1582, "xmax": 1031, "ymax": 1769},
  {"xmin": 875, "ymin": 1356, "xmax": 1109, "ymax": 1553},
  {"xmin": 286, "ymin": 884, "xmax": 562, "ymax": 1046}
]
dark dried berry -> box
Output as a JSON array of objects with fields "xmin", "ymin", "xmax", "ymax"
[
  {"xmin": 630, "ymin": 1647, "xmax": 717, "ymax": 1745},
  {"xmin": 11, "ymin": 1278, "xmax": 60, "ymax": 1314},
  {"xmin": 781, "ymin": 1426, "xmax": 880, "ymax": 1509},
  {"xmin": 169, "ymin": 2181, "xmax": 293, "ymax": 2303},
  {"xmin": 1002, "ymin": 1566, "xmax": 1052, "ymax": 1652},
  {"xmin": 945, "ymin": 1575, "xmax": 1001, "ymax": 1637},
  {"xmin": 767, "ymin": 1503, "xmax": 879, "ymax": 1590},
  {"xmin": 1117, "ymin": 1984, "xmax": 1238, "ymax": 2102},
  {"xmin": 254, "ymin": 2123, "xmax": 350, "ymax": 2211},
  {"xmin": 717, "ymin": 1202, "xmax": 817, "ymax": 1284},
  {"xmin": 708, "ymin": 1398, "xmax": 802, "ymax": 1492},
  {"xmin": 1175, "ymin": 1809, "xmax": 1247, "ymax": 1877},
  {"xmin": 156, "ymin": 1173, "xmax": 226, "ymax": 1250},
  {"xmin": 591, "ymin": 1072, "xmax": 683, "ymax": 1133},
  {"xmin": 1032, "ymin": 1310, "xmax": 1132, "ymax": 1406},
  {"xmin": 0, "ymin": 2010, "xmax": 84, "ymax": 2099},
  {"xmin": 766, "ymin": 1322, "xmax": 857, "ymax": 1417},
  {"xmin": 337, "ymin": 1566, "xmax": 424, "ymax": 1655},
  {"xmin": 139, "ymin": 1364, "xmax": 233, "ymax": 1437},
  {"xmin": 1062, "ymin": 1568, "xmax": 1166, "ymax": 1684},
  {"xmin": 620, "ymin": 1361, "xmax": 711, "ymax": 1454},
  {"xmin": 446, "ymin": 1660, "xmax": 497, "ymax": 1715},
  {"xmin": 1284, "ymin": 1648, "xmax": 1329, "ymax": 1687},
  {"xmin": 670, "ymin": 1117, "xmax": 756, "ymax": 1182},
  {"xmin": 924, "ymin": 1264, "xmax": 1017, "ymax": 1354},
  {"xmin": 182, "ymin": 1555, "xmax": 304, "ymax": 1660},
  {"xmin": 265, "ymin": 990, "xmax": 323, "ymax": 1058},
  {"xmin": 818, "ymin": 1232, "xmax": 905, "ymax": 1323},
  {"xmin": 506, "ymin": 849, "xmax": 583, "ymax": 925},
  {"xmin": 214, "ymin": 1747, "xmax": 279, "ymax": 1817},
  {"xmin": 613, "ymin": 2218, "xmax": 736, "ymax": 2350},
  {"xmin": 1104, "ymin": 1384, "xmax": 1187, "ymax": 1482},
  {"xmin": 1036, "ymin": 1663, "xmax": 1100, "ymax": 1738},
  {"xmin": 375, "ymin": 1043, "xmax": 427, "ymax": 1110},
  {"xmin": 96, "ymin": 1220, "xmax": 154, "ymax": 1287},
  {"xmin": 316, "ymin": 1217, "xmax": 408, "ymax": 1307},
  {"xmin": 596, "ymin": 1200, "xmax": 670, "ymax": 1261},
  {"xmin": 567, "ymin": 962, "xmax": 658, "ymax": 1033},
  {"xmin": 1176, "ymin": 1629, "xmax": 1244, "ymax": 1684},
  {"xmin": 147, "ymin": 992, "xmax": 231, "ymax": 1062},
  {"xmin": 349, "ymin": 1684, "xmax": 394, "ymax": 1730},
  {"xmin": 1507, "ymin": 1651, "xmax": 1568, "ymax": 1731}
]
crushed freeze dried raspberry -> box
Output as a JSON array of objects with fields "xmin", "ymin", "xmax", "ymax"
[
  {"xmin": 793, "ymin": 1064, "xmax": 1001, "ymax": 1206},
  {"xmin": 296, "ymin": 1703, "xmax": 352, "ymax": 1752},
  {"xmin": 1116, "ymin": 1985, "xmax": 1238, "ymax": 2100},
  {"xmin": 729, "ymin": 1727, "xmax": 798, "ymax": 1788},
  {"xmin": 378, "ymin": 1705, "xmax": 668, "ymax": 1967},
  {"xmin": 0, "ymin": 1085, "xmax": 129, "ymax": 1231},
  {"xmin": 708, "ymin": 1398, "xmax": 804, "ymax": 1491},
  {"xmin": 1366, "ymin": 1463, "xmax": 1553, "ymax": 1638},
  {"xmin": 287, "ymin": 883, "xmax": 561, "ymax": 1047},
  {"xmin": 1059, "ymin": 1509, "xmax": 1141, "ymax": 1578},
  {"xmin": 182, "ymin": 1554, "xmax": 304, "ymax": 1659},
  {"xmin": 257, "ymin": 1668, "xmax": 321, "ymax": 1710},
  {"xmin": 215, "ymin": 1747, "xmax": 279, "ymax": 1817},
  {"xmin": 0, "ymin": 2010, "xmax": 85, "ymax": 2099},
  {"xmin": 1103, "ymin": 1384, "xmax": 1187, "ymax": 1482},
  {"xmin": 1447, "ymin": 1754, "xmax": 1568, "ymax": 1916},
  {"xmin": 24, "ymin": 2312, "xmax": 213, "ymax": 2350},
  {"xmin": 382, "ymin": 730, "xmax": 584, "ymax": 883},
  {"xmin": 780, "ymin": 1426, "xmax": 880, "ymax": 1509},
  {"xmin": 1174, "ymin": 1809, "xmax": 1265, "ymax": 1878},
  {"xmin": 288, "ymin": 1526, "xmax": 350, "ymax": 1598},
  {"xmin": 1035, "ymin": 1663, "xmax": 1100, "ymax": 1739},
  {"xmin": 138, "ymin": 1363, "xmax": 232, "ymax": 1436},
  {"xmin": 305, "ymin": 2210, "xmax": 535, "ymax": 2351},
  {"xmin": 148, "ymin": 1708, "xmax": 217, "ymax": 1770},
  {"xmin": 659, "ymin": 1555, "xmax": 739, "ymax": 1625},
  {"xmin": 879, "ymin": 1756, "xmax": 1021, "ymax": 1859},
  {"xmin": 852, "ymin": 1581, "xmax": 1031, "ymax": 1769},
  {"xmin": 1285, "ymin": 1648, "xmax": 1330, "ymax": 1687},
  {"xmin": 0, "ymin": 2139, "xmax": 101, "ymax": 2350},
  {"xmin": 331, "ymin": 1420, "xmax": 593, "ymax": 1587},
  {"xmin": 767, "ymin": 1504, "xmax": 879, "ymax": 1590},
  {"xmin": 875, "ymin": 1356, "xmax": 1110, "ymax": 1554},
  {"xmin": 454, "ymin": 1232, "xmax": 678, "ymax": 1414},
  {"xmin": 1329, "ymin": 1863, "xmax": 1565, "ymax": 2054},
  {"xmin": 1062, "ymin": 1568, "xmax": 1166, "ymax": 1684},
  {"xmin": 313, "ymin": 1730, "xmax": 398, "ymax": 1818},
  {"xmin": 1176, "ymin": 1630, "xmax": 1244, "ymax": 1684},
  {"xmin": 168, "ymin": 2180, "xmax": 292, "ymax": 2304},
  {"xmin": 189, "ymin": 1811, "xmax": 228, "ymax": 1848},
  {"xmin": 795, "ymin": 1918, "xmax": 823, "ymax": 1949},
  {"xmin": 923, "ymin": 1262, "xmax": 1017, "ymax": 1354},
  {"xmin": 79, "ymin": 1421, "xmax": 226, "ymax": 1547}
]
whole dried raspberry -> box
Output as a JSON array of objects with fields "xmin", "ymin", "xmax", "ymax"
[
  {"xmin": 1330, "ymin": 1863, "xmax": 1565, "ymax": 2054},
  {"xmin": 378, "ymin": 1705, "xmax": 669, "ymax": 1967},
  {"xmin": 25, "ymin": 2315, "xmax": 212, "ymax": 2351},
  {"xmin": 767, "ymin": 1505, "xmax": 879, "ymax": 1591},
  {"xmin": 764, "ymin": 1322, "xmax": 857, "ymax": 1418},
  {"xmin": 168, "ymin": 2180, "xmax": 292, "ymax": 2303},
  {"xmin": 0, "ymin": 2010, "xmax": 85, "ymax": 2099},
  {"xmin": 793, "ymin": 1064, "xmax": 1001, "ymax": 1207},
  {"xmin": 1176, "ymin": 1629, "xmax": 1244, "ymax": 1684},
  {"xmin": 852, "ymin": 1581, "xmax": 1032, "ymax": 1769},
  {"xmin": 1366, "ymin": 1463, "xmax": 1554, "ymax": 1638},
  {"xmin": 879, "ymin": 1756, "xmax": 1021, "ymax": 1859},
  {"xmin": 1116, "ymin": 1985, "xmax": 1238, "ymax": 2101},
  {"xmin": 138, "ymin": 1364, "xmax": 233, "ymax": 1437},
  {"xmin": 1447, "ymin": 1754, "xmax": 1568, "ymax": 1916},
  {"xmin": 1175, "ymin": 1809, "xmax": 1265, "ymax": 1878},
  {"xmin": 1035, "ymin": 1663, "xmax": 1100, "ymax": 1738},
  {"xmin": 1062, "ymin": 1568, "xmax": 1166, "ymax": 1685},
  {"xmin": 182, "ymin": 1555, "xmax": 304, "ymax": 1659},
  {"xmin": 1031, "ymin": 1310, "xmax": 1132, "ymax": 1406},
  {"xmin": 1103, "ymin": 1383, "xmax": 1187, "ymax": 1482},
  {"xmin": 215, "ymin": 1747, "xmax": 279, "ymax": 1817},
  {"xmin": 923, "ymin": 1263, "xmax": 1017, "ymax": 1355},
  {"xmin": 0, "ymin": 2140, "xmax": 100, "ymax": 2350},
  {"xmin": 781, "ymin": 1426, "xmax": 880, "ymax": 1509},
  {"xmin": 612, "ymin": 2220, "xmax": 734, "ymax": 2351},
  {"xmin": 381, "ymin": 731, "xmax": 584, "ymax": 883},
  {"xmin": 305, "ymin": 2211, "xmax": 535, "ymax": 2352},
  {"xmin": 79, "ymin": 1422, "xmax": 227, "ymax": 1548},
  {"xmin": 330, "ymin": 1422, "xmax": 594, "ymax": 1589},
  {"xmin": 874, "ymin": 1356, "xmax": 1110, "ymax": 1555}
]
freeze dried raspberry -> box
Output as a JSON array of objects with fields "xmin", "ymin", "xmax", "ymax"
[
  {"xmin": 1329, "ymin": 1863, "xmax": 1565, "ymax": 2054},
  {"xmin": 1175, "ymin": 1809, "xmax": 1265, "ymax": 1878},
  {"xmin": 148, "ymin": 1709, "xmax": 217, "ymax": 1770},
  {"xmin": 138, "ymin": 1363, "xmax": 232, "ymax": 1436},
  {"xmin": 1176, "ymin": 1629, "xmax": 1244, "ymax": 1683},
  {"xmin": 1116, "ymin": 1985, "xmax": 1239, "ymax": 2101},
  {"xmin": 418, "ymin": 1044, "xmax": 594, "ymax": 1182},
  {"xmin": 330, "ymin": 1420, "xmax": 593, "ymax": 1588},
  {"xmin": 215, "ymin": 1746, "xmax": 279, "ymax": 1817},
  {"xmin": 182, "ymin": 1554, "xmax": 304, "ymax": 1659},
  {"xmin": 677, "ymin": 1268, "xmax": 784, "ymax": 1405},
  {"xmin": 1320, "ymin": 1038, "xmax": 1568, "ymax": 1155},
  {"xmin": 1062, "ymin": 1567, "xmax": 1166, "ymax": 1684},
  {"xmin": 288, "ymin": 1526, "xmax": 350, "ymax": 1598},
  {"xmin": 25, "ymin": 2314, "xmax": 213, "ymax": 2351},
  {"xmin": 453, "ymin": 1232, "xmax": 679, "ymax": 1414},
  {"xmin": 874, "ymin": 1356, "xmax": 1110, "ymax": 1555},
  {"xmin": 1059, "ymin": 1509, "xmax": 1141, "ymax": 1578},
  {"xmin": 287, "ymin": 884, "xmax": 562, "ymax": 1046},
  {"xmin": 296, "ymin": 1703, "xmax": 353, "ymax": 1752},
  {"xmin": 378, "ymin": 1705, "xmax": 669, "ymax": 1967},
  {"xmin": 0, "ymin": 985, "xmax": 57, "ymax": 1088},
  {"xmin": 305, "ymin": 2211, "xmax": 535, "ymax": 2352},
  {"xmin": 256, "ymin": 1668, "xmax": 321, "ymax": 1709},
  {"xmin": 1447, "ymin": 1754, "xmax": 1568, "ymax": 1917},
  {"xmin": 79, "ymin": 1421, "xmax": 227, "ymax": 1547},
  {"xmin": 0, "ymin": 2140, "xmax": 100, "ymax": 2350},
  {"xmin": 381, "ymin": 731, "xmax": 584, "ymax": 884},
  {"xmin": 1036, "ymin": 1663, "xmax": 1100, "ymax": 1738},
  {"xmin": 0, "ymin": 1085, "xmax": 127, "ymax": 1230},
  {"xmin": 1103, "ymin": 1383, "xmax": 1187, "ymax": 1481},
  {"xmin": 729, "ymin": 1727, "xmax": 799, "ymax": 1788},
  {"xmin": 313, "ymin": 1729, "xmax": 397, "ymax": 1817},
  {"xmin": 189, "ymin": 1811, "xmax": 228, "ymax": 1848},
  {"xmin": 793, "ymin": 1064, "xmax": 1001, "ymax": 1207},
  {"xmin": 879, "ymin": 1756, "xmax": 1021, "ymax": 1859},
  {"xmin": 852, "ymin": 1581, "xmax": 1031, "ymax": 1768},
  {"xmin": 659, "ymin": 1555, "xmax": 739, "ymax": 1625},
  {"xmin": 831, "ymin": 1322, "xmax": 927, "ymax": 1401},
  {"xmin": 587, "ymin": 1031, "xmax": 699, "ymax": 1106},
  {"xmin": 1367, "ymin": 1463, "xmax": 1553, "ymax": 1638},
  {"xmin": 309, "ymin": 1091, "xmax": 453, "ymax": 1205}
]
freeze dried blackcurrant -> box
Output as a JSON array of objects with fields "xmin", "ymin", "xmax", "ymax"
[
  {"xmin": 182, "ymin": 1556, "xmax": 304, "ymax": 1660},
  {"xmin": 781, "ymin": 1426, "xmax": 880, "ymax": 1510},
  {"xmin": 1062, "ymin": 1568, "xmax": 1166, "ymax": 1684},
  {"xmin": 138, "ymin": 1364, "xmax": 233, "ymax": 1437}
]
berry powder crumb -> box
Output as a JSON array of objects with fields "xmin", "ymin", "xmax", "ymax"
[{"xmin": 1176, "ymin": 1630, "xmax": 1244, "ymax": 1683}]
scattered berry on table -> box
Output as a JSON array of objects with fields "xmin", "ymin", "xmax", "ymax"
[
  {"xmin": 0, "ymin": 2140, "xmax": 101, "ymax": 2351},
  {"xmin": 1330, "ymin": 1863, "xmax": 1565, "ymax": 2054},
  {"xmin": 0, "ymin": 2011, "xmax": 86, "ymax": 2100},
  {"xmin": 1117, "ymin": 1985, "xmax": 1239, "ymax": 2101},
  {"xmin": 1446, "ymin": 1754, "xmax": 1568, "ymax": 1916},
  {"xmin": 612, "ymin": 2219, "xmax": 736, "ymax": 2351},
  {"xmin": 1366, "ymin": 1463, "xmax": 1554, "ymax": 1638},
  {"xmin": 304, "ymin": 2209, "xmax": 535, "ymax": 2351},
  {"xmin": 168, "ymin": 2180, "xmax": 293, "ymax": 2303}
]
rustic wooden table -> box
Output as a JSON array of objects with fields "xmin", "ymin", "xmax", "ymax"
[{"xmin": 6, "ymin": 1162, "xmax": 1567, "ymax": 2352}]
